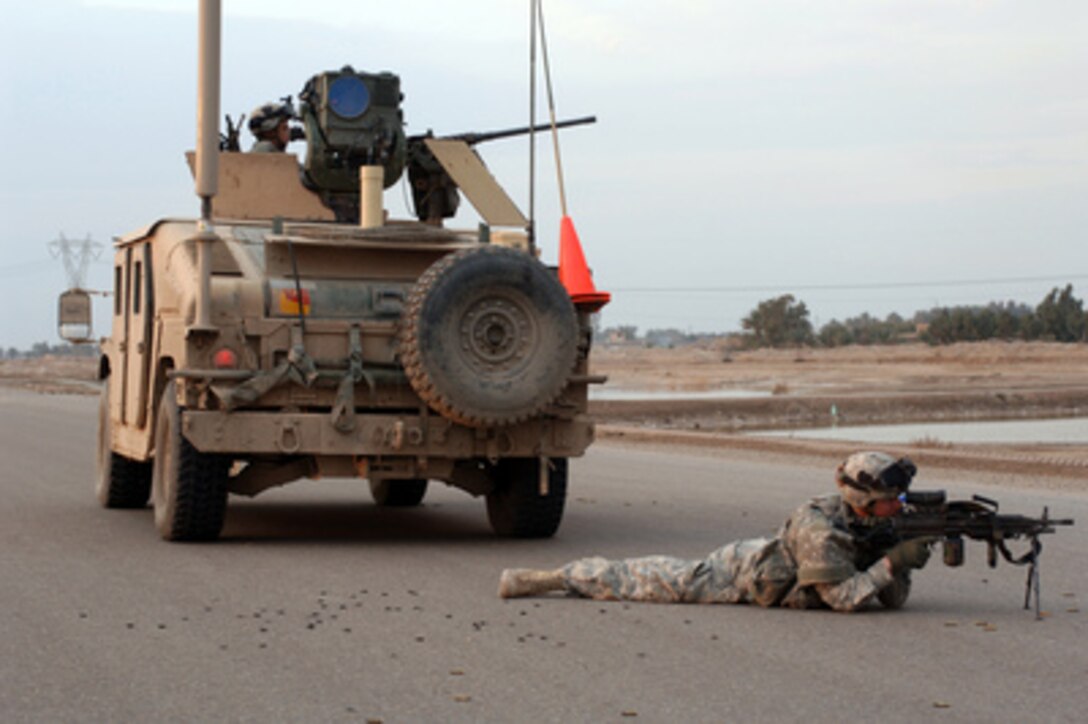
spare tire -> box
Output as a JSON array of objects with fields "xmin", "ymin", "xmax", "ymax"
[{"xmin": 400, "ymin": 246, "xmax": 578, "ymax": 428}]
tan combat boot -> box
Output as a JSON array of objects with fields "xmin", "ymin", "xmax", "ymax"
[{"xmin": 497, "ymin": 568, "xmax": 566, "ymax": 598}]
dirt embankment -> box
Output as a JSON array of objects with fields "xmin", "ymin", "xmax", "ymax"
[
  {"xmin": 589, "ymin": 342, "xmax": 1088, "ymax": 481},
  {"xmin": 591, "ymin": 389, "xmax": 1088, "ymax": 433},
  {"xmin": 589, "ymin": 341, "xmax": 1088, "ymax": 430},
  {"xmin": 590, "ymin": 340, "xmax": 1088, "ymax": 393},
  {"xmin": 0, "ymin": 356, "xmax": 99, "ymax": 395}
]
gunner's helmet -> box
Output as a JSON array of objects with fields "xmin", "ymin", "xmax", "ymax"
[
  {"xmin": 836, "ymin": 451, "xmax": 916, "ymax": 508},
  {"xmin": 248, "ymin": 100, "xmax": 296, "ymax": 136}
]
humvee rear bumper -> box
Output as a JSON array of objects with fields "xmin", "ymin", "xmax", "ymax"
[{"xmin": 181, "ymin": 410, "xmax": 594, "ymax": 458}]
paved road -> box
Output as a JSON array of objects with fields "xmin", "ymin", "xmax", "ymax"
[{"xmin": 2, "ymin": 389, "xmax": 1085, "ymax": 722}]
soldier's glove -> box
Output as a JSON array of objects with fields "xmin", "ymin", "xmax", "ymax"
[{"xmin": 885, "ymin": 538, "xmax": 933, "ymax": 572}]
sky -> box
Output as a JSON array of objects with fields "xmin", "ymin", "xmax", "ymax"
[{"xmin": 1, "ymin": 0, "xmax": 1085, "ymax": 349}]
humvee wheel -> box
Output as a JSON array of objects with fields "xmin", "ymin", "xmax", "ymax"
[
  {"xmin": 486, "ymin": 457, "xmax": 568, "ymax": 538},
  {"xmin": 96, "ymin": 380, "xmax": 152, "ymax": 508},
  {"xmin": 151, "ymin": 381, "xmax": 230, "ymax": 542},
  {"xmin": 400, "ymin": 246, "xmax": 578, "ymax": 428},
  {"xmin": 369, "ymin": 478, "xmax": 428, "ymax": 507}
]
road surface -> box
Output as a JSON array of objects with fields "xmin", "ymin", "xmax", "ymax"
[{"xmin": 1, "ymin": 388, "xmax": 1084, "ymax": 722}]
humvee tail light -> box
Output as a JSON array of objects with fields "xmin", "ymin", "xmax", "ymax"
[
  {"xmin": 213, "ymin": 348, "xmax": 239, "ymax": 370},
  {"xmin": 279, "ymin": 289, "xmax": 312, "ymax": 316}
]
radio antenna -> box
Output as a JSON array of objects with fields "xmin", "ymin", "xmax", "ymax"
[
  {"xmin": 527, "ymin": 0, "xmax": 538, "ymax": 255},
  {"xmin": 531, "ymin": 0, "xmax": 610, "ymax": 310},
  {"xmin": 536, "ymin": 0, "xmax": 568, "ymax": 216}
]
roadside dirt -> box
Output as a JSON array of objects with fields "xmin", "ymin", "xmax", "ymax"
[{"xmin": 0, "ymin": 356, "xmax": 99, "ymax": 395}]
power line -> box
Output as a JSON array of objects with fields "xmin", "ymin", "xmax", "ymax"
[
  {"xmin": 613, "ymin": 274, "xmax": 1088, "ymax": 294},
  {"xmin": 48, "ymin": 233, "xmax": 103, "ymax": 290}
]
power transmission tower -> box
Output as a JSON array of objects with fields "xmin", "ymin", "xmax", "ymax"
[{"xmin": 48, "ymin": 233, "xmax": 102, "ymax": 290}]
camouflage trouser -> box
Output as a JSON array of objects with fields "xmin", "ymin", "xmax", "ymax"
[{"xmin": 561, "ymin": 538, "xmax": 772, "ymax": 604}]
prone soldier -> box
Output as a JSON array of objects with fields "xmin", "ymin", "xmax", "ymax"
[{"xmin": 498, "ymin": 451, "xmax": 932, "ymax": 612}]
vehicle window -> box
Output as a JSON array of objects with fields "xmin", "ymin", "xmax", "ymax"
[
  {"xmin": 114, "ymin": 266, "xmax": 122, "ymax": 316},
  {"xmin": 133, "ymin": 261, "xmax": 142, "ymax": 314}
]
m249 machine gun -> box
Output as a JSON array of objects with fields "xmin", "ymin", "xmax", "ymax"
[
  {"xmin": 405, "ymin": 116, "xmax": 596, "ymax": 225},
  {"xmin": 851, "ymin": 491, "xmax": 1074, "ymax": 618}
]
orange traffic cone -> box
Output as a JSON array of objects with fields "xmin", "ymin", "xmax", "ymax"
[{"xmin": 558, "ymin": 216, "xmax": 610, "ymax": 311}]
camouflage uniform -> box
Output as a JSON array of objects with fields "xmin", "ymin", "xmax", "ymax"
[
  {"xmin": 562, "ymin": 494, "xmax": 898, "ymax": 612},
  {"xmin": 250, "ymin": 139, "xmax": 283, "ymax": 153}
]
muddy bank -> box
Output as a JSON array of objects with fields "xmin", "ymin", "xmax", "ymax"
[{"xmin": 589, "ymin": 388, "xmax": 1088, "ymax": 432}]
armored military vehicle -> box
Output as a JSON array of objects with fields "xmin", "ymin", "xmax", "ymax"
[{"xmin": 65, "ymin": 1, "xmax": 604, "ymax": 542}]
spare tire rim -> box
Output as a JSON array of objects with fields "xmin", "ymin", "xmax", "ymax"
[{"xmin": 460, "ymin": 294, "xmax": 535, "ymax": 372}]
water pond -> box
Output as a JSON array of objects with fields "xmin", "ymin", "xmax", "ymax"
[{"xmin": 757, "ymin": 417, "xmax": 1088, "ymax": 445}]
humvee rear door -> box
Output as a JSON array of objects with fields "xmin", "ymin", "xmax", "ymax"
[{"xmin": 121, "ymin": 244, "xmax": 155, "ymax": 429}]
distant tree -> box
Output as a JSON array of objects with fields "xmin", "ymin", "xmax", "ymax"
[
  {"xmin": 742, "ymin": 294, "xmax": 813, "ymax": 348},
  {"xmin": 1035, "ymin": 285, "xmax": 1086, "ymax": 342},
  {"xmin": 923, "ymin": 310, "xmax": 951, "ymax": 344},
  {"xmin": 924, "ymin": 308, "xmax": 980, "ymax": 344},
  {"xmin": 858, "ymin": 312, "xmax": 904, "ymax": 344},
  {"xmin": 919, "ymin": 293, "xmax": 1083, "ymax": 345},
  {"xmin": 817, "ymin": 311, "xmax": 913, "ymax": 347},
  {"xmin": 989, "ymin": 301, "xmax": 1030, "ymax": 339},
  {"xmin": 951, "ymin": 308, "xmax": 983, "ymax": 341},
  {"xmin": 973, "ymin": 307, "xmax": 998, "ymax": 340},
  {"xmin": 817, "ymin": 320, "xmax": 853, "ymax": 347}
]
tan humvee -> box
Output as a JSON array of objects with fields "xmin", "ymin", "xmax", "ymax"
[{"xmin": 65, "ymin": 2, "xmax": 603, "ymax": 542}]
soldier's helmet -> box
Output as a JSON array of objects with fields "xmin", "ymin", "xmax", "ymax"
[
  {"xmin": 836, "ymin": 451, "xmax": 916, "ymax": 508},
  {"xmin": 248, "ymin": 100, "xmax": 296, "ymax": 135}
]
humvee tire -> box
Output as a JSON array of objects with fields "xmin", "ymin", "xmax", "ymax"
[
  {"xmin": 96, "ymin": 380, "xmax": 152, "ymax": 509},
  {"xmin": 151, "ymin": 381, "xmax": 230, "ymax": 541},
  {"xmin": 486, "ymin": 457, "xmax": 568, "ymax": 538},
  {"xmin": 400, "ymin": 246, "xmax": 578, "ymax": 428},
  {"xmin": 369, "ymin": 478, "xmax": 428, "ymax": 507}
]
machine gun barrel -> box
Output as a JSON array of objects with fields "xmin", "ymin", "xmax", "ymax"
[
  {"xmin": 851, "ymin": 489, "xmax": 1074, "ymax": 618},
  {"xmin": 410, "ymin": 115, "xmax": 597, "ymax": 146},
  {"xmin": 885, "ymin": 511, "xmax": 1074, "ymax": 540}
]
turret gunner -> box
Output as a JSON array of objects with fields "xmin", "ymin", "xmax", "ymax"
[{"xmin": 248, "ymin": 100, "xmax": 297, "ymax": 153}]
